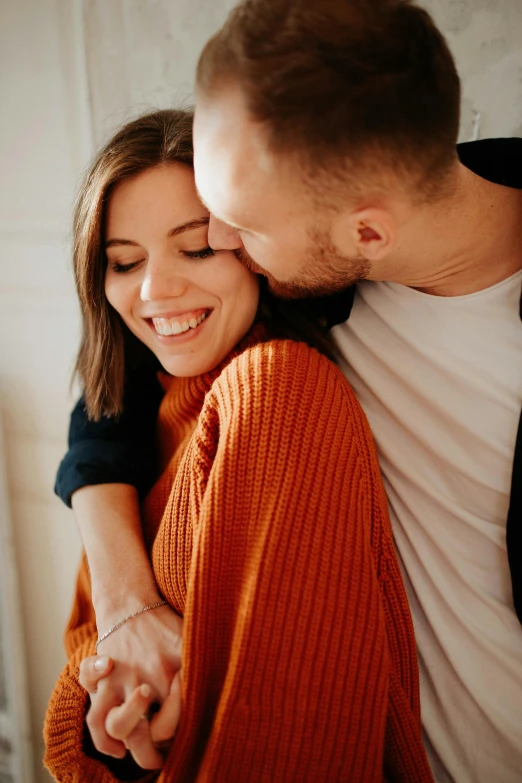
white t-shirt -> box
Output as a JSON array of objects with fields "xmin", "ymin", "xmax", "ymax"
[{"xmin": 333, "ymin": 272, "xmax": 522, "ymax": 783}]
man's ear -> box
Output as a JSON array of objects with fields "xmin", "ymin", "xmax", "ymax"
[{"xmin": 331, "ymin": 207, "xmax": 397, "ymax": 261}]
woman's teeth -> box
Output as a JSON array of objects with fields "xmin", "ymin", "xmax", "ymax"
[{"xmin": 152, "ymin": 311, "xmax": 208, "ymax": 336}]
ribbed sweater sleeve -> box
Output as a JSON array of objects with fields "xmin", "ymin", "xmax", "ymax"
[
  {"xmin": 44, "ymin": 337, "xmax": 433, "ymax": 783},
  {"xmin": 160, "ymin": 340, "xmax": 397, "ymax": 782}
]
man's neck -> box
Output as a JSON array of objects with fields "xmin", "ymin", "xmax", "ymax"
[{"xmin": 379, "ymin": 164, "xmax": 522, "ymax": 297}]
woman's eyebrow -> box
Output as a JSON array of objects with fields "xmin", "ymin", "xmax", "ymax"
[
  {"xmin": 105, "ymin": 238, "xmax": 139, "ymax": 248},
  {"xmin": 105, "ymin": 217, "xmax": 210, "ymax": 248}
]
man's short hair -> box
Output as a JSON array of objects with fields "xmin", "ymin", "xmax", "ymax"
[{"xmin": 197, "ymin": 0, "xmax": 461, "ymax": 196}]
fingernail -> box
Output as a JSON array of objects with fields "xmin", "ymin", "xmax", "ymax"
[
  {"xmin": 93, "ymin": 656, "xmax": 110, "ymax": 672},
  {"xmin": 140, "ymin": 683, "xmax": 151, "ymax": 698}
]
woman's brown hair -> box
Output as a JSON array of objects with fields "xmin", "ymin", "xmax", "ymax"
[
  {"xmin": 74, "ymin": 109, "xmax": 194, "ymax": 420},
  {"xmin": 74, "ymin": 108, "xmax": 335, "ymax": 421}
]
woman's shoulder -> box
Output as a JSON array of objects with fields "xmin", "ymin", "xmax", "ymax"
[
  {"xmin": 223, "ymin": 335, "xmax": 331, "ymax": 378},
  {"xmin": 196, "ymin": 336, "xmax": 378, "ymax": 482},
  {"xmin": 211, "ymin": 336, "xmax": 357, "ymax": 412}
]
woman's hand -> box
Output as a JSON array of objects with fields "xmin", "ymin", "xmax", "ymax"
[
  {"xmin": 79, "ymin": 605, "xmax": 183, "ymax": 764},
  {"xmin": 80, "ymin": 659, "xmax": 182, "ymax": 769},
  {"xmin": 107, "ymin": 674, "xmax": 182, "ymax": 768}
]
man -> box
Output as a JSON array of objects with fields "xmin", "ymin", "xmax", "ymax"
[
  {"xmin": 189, "ymin": 1, "xmax": 522, "ymax": 781},
  {"xmin": 57, "ymin": 0, "xmax": 521, "ymax": 780}
]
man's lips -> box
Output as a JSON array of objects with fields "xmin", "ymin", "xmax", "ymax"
[{"xmin": 233, "ymin": 247, "xmax": 264, "ymax": 275}]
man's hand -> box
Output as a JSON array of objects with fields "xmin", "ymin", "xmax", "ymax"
[{"xmin": 79, "ymin": 605, "xmax": 183, "ymax": 765}]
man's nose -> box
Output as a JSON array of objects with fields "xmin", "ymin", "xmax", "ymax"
[{"xmin": 208, "ymin": 214, "xmax": 243, "ymax": 250}]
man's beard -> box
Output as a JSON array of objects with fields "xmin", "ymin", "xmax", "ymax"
[{"xmin": 233, "ymin": 226, "xmax": 371, "ymax": 299}]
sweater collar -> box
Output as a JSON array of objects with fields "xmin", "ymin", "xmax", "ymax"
[{"xmin": 157, "ymin": 321, "xmax": 269, "ymax": 424}]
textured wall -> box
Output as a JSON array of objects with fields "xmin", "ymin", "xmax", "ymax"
[
  {"xmin": 420, "ymin": 0, "xmax": 522, "ymax": 140},
  {"xmin": 2, "ymin": 2, "xmax": 519, "ymax": 782},
  {"xmin": 84, "ymin": 0, "xmax": 236, "ymax": 144},
  {"xmin": 85, "ymin": 0, "xmax": 522, "ymax": 145},
  {"xmin": 1, "ymin": 1, "xmax": 90, "ymax": 780}
]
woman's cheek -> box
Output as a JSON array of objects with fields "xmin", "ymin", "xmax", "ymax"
[{"xmin": 105, "ymin": 273, "xmax": 130, "ymax": 320}]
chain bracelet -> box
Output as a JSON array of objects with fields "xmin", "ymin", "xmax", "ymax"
[{"xmin": 95, "ymin": 600, "xmax": 167, "ymax": 650}]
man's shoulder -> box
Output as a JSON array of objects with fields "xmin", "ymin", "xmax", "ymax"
[{"xmin": 457, "ymin": 137, "xmax": 522, "ymax": 188}]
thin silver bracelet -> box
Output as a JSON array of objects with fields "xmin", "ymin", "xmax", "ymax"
[{"xmin": 95, "ymin": 600, "xmax": 167, "ymax": 650}]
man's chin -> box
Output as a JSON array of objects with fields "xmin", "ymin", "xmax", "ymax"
[
  {"xmin": 233, "ymin": 247, "xmax": 364, "ymax": 299},
  {"xmin": 266, "ymin": 274, "xmax": 359, "ymax": 300},
  {"xmin": 266, "ymin": 277, "xmax": 319, "ymax": 299}
]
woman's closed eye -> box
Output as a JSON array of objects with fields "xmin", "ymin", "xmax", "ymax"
[
  {"xmin": 182, "ymin": 246, "xmax": 215, "ymax": 260},
  {"xmin": 108, "ymin": 247, "xmax": 215, "ymax": 274},
  {"xmin": 108, "ymin": 259, "xmax": 144, "ymax": 274}
]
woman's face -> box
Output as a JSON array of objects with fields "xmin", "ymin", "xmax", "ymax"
[{"xmin": 104, "ymin": 163, "xmax": 260, "ymax": 377}]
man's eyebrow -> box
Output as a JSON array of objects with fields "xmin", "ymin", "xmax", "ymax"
[{"xmin": 105, "ymin": 217, "xmax": 210, "ymax": 248}]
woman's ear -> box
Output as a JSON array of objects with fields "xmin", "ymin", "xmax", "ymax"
[{"xmin": 331, "ymin": 207, "xmax": 398, "ymax": 262}]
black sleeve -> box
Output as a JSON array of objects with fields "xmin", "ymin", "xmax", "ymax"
[
  {"xmin": 54, "ymin": 286, "xmax": 355, "ymax": 509},
  {"xmin": 54, "ymin": 352, "xmax": 164, "ymax": 508}
]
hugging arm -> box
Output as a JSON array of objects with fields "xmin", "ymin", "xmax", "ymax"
[
  {"xmin": 54, "ymin": 349, "xmax": 164, "ymax": 508},
  {"xmin": 53, "ymin": 359, "xmax": 184, "ymax": 767},
  {"xmin": 55, "ymin": 353, "xmax": 164, "ymax": 631}
]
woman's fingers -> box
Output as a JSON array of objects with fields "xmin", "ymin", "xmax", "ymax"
[
  {"xmin": 106, "ymin": 684, "xmax": 164, "ymax": 770},
  {"xmin": 150, "ymin": 671, "xmax": 182, "ymax": 745},
  {"xmin": 104, "ymin": 675, "xmax": 181, "ymax": 769},
  {"xmin": 79, "ymin": 655, "xmax": 114, "ymax": 693},
  {"xmin": 105, "ymin": 683, "xmax": 154, "ymax": 741},
  {"xmin": 86, "ymin": 675, "xmax": 127, "ymax": 759},
  {"xmin": 125, "ymin": 721, "xmax": 164, "ymax": 771},
  {"xmin": 80, "ymin": 655, "xmax": 125, "ymax": 758},
  {"xmin": 79, "ymin": 652, "xmax": 181, "ymax": 768}
]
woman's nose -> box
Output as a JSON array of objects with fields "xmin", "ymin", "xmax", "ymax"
[
  {"xmin": 208, "ymin": 214, "xmax": 243, "ymax": 251},
  {"xmin": 140, "ymin": 255, "xmax": 188, "ymax": 302}
]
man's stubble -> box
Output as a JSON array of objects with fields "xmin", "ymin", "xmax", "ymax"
[{"xmin": 234, "ymin": 224, "xmax": 371, "ymax": 299}]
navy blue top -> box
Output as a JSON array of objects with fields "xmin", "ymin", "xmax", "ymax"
[{"xmin": 55, "ymin": 138, "xmax": 522, "ymax": 623}]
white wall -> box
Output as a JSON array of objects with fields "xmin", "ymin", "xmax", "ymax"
[
  {"xmin": 0, "ymin": 2, "xmax": 236, "ymax": 780},
  {"xmin": 421, "ymin": 0, "xmax": 522, "ymax": 141},
  {"xmin": 0, "ymin": 2, "xmax": 91, "ymax": 780},
  {"xmin": 85, "ymin": 0, "xmax": 522, "ymax": 145},
  {"xmin": 83, "ymin": 0, "xmax": 237, "ymax": 144},
  {"xmin": 0, "ymin": 1, "xmax": 520, "ymax": 782}
]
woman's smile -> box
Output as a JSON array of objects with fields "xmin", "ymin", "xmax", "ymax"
[
  {"xmin": 148, "ymin": 308, "xmax": 212, "ymax": 340},
  {"xmin": 104, "ymin": 163, "xmax": 260, "ymax": 377}
]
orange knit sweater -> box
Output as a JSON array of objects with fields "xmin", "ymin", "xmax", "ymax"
[{"xmin": 44, "ymin": 329, "xmax": 434, "ymax": 783}]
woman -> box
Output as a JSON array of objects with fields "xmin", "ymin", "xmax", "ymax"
[{"xmin": 44, "ymin": 109, "xmax": 433, "ymax": 782}]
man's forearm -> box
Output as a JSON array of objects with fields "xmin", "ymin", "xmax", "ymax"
[{"xmin": 71, "ymin": 483, "xmax": 160, "ymax": 628}]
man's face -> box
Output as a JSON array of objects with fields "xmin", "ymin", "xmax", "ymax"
[{"xmin": 193, "ymin": 88, "xmax": 370, "ymax": 298}]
